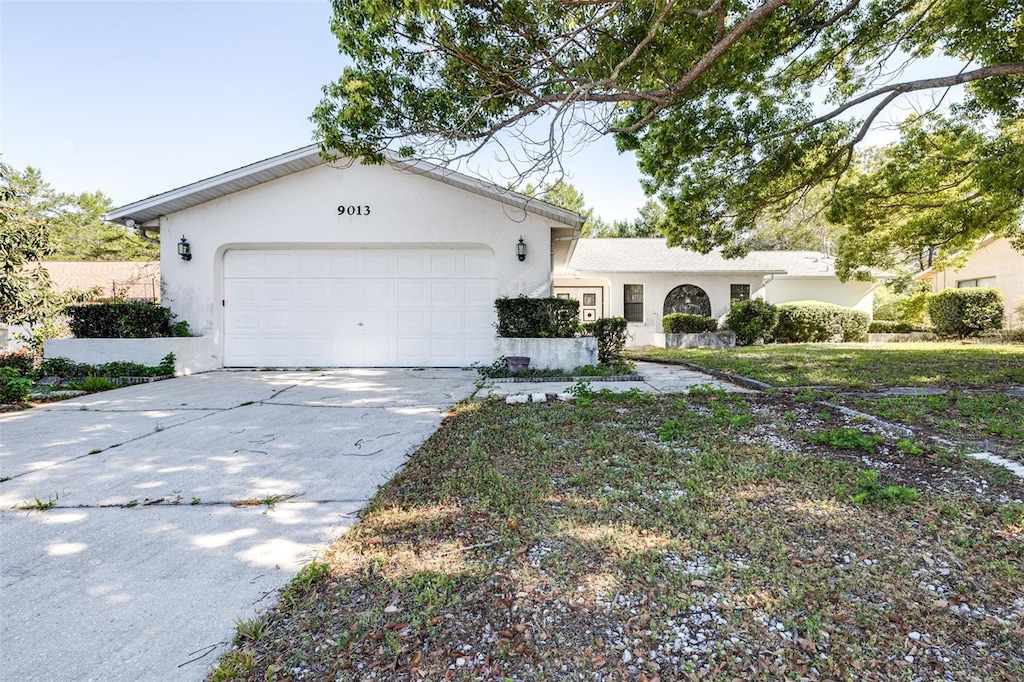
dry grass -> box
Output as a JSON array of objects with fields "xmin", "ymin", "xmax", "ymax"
[{"xmin": 210, "ymin": 389, "xmax": 1024, "ymax": 681}]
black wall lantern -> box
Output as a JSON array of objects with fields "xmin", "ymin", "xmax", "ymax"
[
  {"xmin": 516, "ymin": 236, "xmax": 527, "ymax": 262},
  {"xmin": 177, "ymin": 235, "xmax": 192, "ymax": 262}
]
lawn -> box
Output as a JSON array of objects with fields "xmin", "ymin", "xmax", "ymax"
[
  {"xmin": 839, "ymin": 392, "xmax": 1024, "ymax": 467},
  {"xmin": 631, "ymin": 342, "xmax": 1024, "ymax": 390},
  {"xmin": 210, "ymin": 388, "xmax": 1024, "ymax": 681}
]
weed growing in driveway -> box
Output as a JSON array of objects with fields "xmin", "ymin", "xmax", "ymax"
[
  {"xmin": 15, "ymin": 492, "xmax": 60, "ymax": 511},
  {"xmin": 231, "ymin": 493, "xmax": 299, "ymax": 512}
]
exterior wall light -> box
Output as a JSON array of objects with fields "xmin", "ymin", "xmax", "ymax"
[
  {"xmin": 177, "ymin": 235, "xmax": 192, "ymax": 261},
  {"xmin": 516, "ymin": 236, "xmax": 527, "ymax": 262}
]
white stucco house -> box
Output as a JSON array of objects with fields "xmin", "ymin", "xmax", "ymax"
[
  {"xmin": 100, "ymin": 145, "xmax": 583, "ymax": 368},
  {"xmin": 554, "ymin": 239, "xmax": 882, "ymax": 347},
  {"xmin": 54, "ymin": 146, "xmax": 888, "ymax": 370}
]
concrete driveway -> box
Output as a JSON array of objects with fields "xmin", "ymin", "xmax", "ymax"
[{"xmin": 0, "ymin": 368, "xmax": 478, "ymax": 681}]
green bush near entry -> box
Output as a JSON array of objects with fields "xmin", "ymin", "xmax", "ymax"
[
  {"xmin": 662, "ymin": 313, "xmax": 718, "ymax": 334},
  {"xmin": 725, "ymin": 299, "xmax": 779, "ymax": 345}
]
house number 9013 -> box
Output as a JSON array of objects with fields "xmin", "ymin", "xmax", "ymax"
[{"xmin": 338, "ymin": 205, "xmax": 371, "ymax": 216}]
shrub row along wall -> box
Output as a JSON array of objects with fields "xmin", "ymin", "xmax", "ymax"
[
  {"xmin": 64, "ymin": 301, "xmax": 189, "ymax": 339},
  {"xmin": 774, "ymin": 301, "xmax": 870, "ymax": 343}
]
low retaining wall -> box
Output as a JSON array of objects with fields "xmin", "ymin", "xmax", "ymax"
[
  {"xmin": 494, "ymin": 337, "xmax": 597, "ymax": 370},
  {"xmin": 867, "ymin": 332, "xmax": 938, "ymax": 343},
  {"xmin": 655, "ymin": 331, "xmax": 736, "ymax": 349},
  {"xmin": 44, "ymin": 337, "xmax": 220, "ymax": 375}
]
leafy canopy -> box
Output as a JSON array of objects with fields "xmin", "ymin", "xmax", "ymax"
[{"xmin": 314, "ymin": 0, "xmax": 1024, "ymax": 275}]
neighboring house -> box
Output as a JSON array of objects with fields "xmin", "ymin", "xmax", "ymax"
[
  {"xmin": 43, "ymin": 261, "xmax": 160, "ymax": 302},
  {"xmin": 554, "ymin": 239, "xmax": 883, "ymax": 347},
  {"xmin": 1, "ymin": 261, "xmax": 160, "ymax": 350},
  {"xmin": 917, "ymin": 236, "xmax": 1024, "ymax": 329},
  {"xmin": 105, "ymin": 145, "xmax": 583, "ymax": 368}
]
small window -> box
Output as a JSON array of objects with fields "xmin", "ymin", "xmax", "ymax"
[
  {"xmin": 957, "ymin": 277, "xmax": 997, "ymax": 288},
  {"xmin": 730, "ymin": 284, "xmax": 751, "ymax": 305},
  {"xmin": 624, "ymin": 284, "xmax": 644, "ymax": 322}
]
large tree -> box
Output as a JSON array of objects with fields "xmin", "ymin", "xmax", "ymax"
[
  {"xmin": 314, "ymin": 0, "xmax": 1024, "ymax": 275},
  {"xmin": 1, "ymin": 162, "xmax": 56, "ymax": 326},
  {"xmin": 10, "ymin": 166, "xmax": 158, "ymax": 262}
]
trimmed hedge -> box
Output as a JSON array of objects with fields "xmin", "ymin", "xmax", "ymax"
[
  {"xmin": 662, "ymin": 313, "xmax": 718, "ymax": 334},
  {"xmin": 591, "ymin": 316, "xmax": 628, "ymax": 365},
  {"xmin": 64, "ymin": 301, "xmax": 185, "ymax": 339},
  {"xmin": 868, "ymin": 320, "xmax": 914, "ymax": 334},
  {"xmin": 495, "ymin": 296, "xmax": 581, "ymax": 338},
  {"xmin": 774, "ymin": 301, "xmax": 870, "ymax": 343},
  {"xmin": 725, "ymin": 299, "xmax": 779, "ymax": 346},
  {"xmin": 928, "ymin": 288, "xmax": 1003, "ymax": 338}
]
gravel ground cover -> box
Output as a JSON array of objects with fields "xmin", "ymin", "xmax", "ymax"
[
  {"xmin": 210, "ymin": 388, "xmax": 1024, "ymax": 682},
  {"xmin": 631, "ymin": 343, "xmax": 1024, "ymax": 390}
]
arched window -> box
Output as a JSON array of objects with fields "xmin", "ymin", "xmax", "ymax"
[{"xmin": 663, "ymin": 284, "xmax": 711, "ymax": 317}]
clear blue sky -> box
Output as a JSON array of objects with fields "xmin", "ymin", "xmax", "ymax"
[{"xmin": 1, "ymin": 0, "xmax": 646, "ymax": 221}]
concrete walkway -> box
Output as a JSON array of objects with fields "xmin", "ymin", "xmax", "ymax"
[
  {"xmin": 473, "ymin": 360, "xmax": 750, "ymax": 400},
  {"xmin": 0, "ymin": 368, "xmax": 479, "ymax": 681}
]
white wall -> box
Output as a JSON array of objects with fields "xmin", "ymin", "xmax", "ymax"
[
  {"xmin": 765, "ymin": 277, "xmax": 877, "ymax": 316},
  {"xmin": 159, "ymin": 163, "xmax": 563, "ymax": 364},
  {"xmin": 45, "ymin": 337, "xmax": 219, "ymax": 375}
]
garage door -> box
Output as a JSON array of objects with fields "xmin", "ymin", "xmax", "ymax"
[{"xmin": 223, "ymin": 248, "xmax": 496, "ymax": 367}]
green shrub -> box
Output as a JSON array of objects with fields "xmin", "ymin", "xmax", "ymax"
[
  {"xmin": 591, "ymin": 316, "xmax": 628, "ymax": 366},
  {"xmin": 0, "ymin": 349, "xmax": 36, "ymax": 375},
  {"xmin": 0, "ymin": 367, "xmax": 33, "ymax": 404},
  {"xmin": 868, "ymin": 320, "xmax": 914, "ymax": 334},
  {"xmin": 35, "ymin": 357, "xmax": 93, "ymax": 379},
  {"xmin": 64, "ymin": 301, "xmax": 181, "ymax": 339},
  {"xmin": 927, "ymin": 288, "xmax": 1004, "ymax": 338},
  {"xmin": 494, "ymin": 296, "xmax": 580, "ymax": 338},
  {"xmin": 725, "ymin": 299, "xmax": 779, "ymax": 345},
  {"xmin": 35, "ymin": 353, "xmax": 175, "ymax": 379},
  {"xmin": 774, "ymin": 301, "xmax": 870, "ymax": 343},
  {"xmin": 662, "ymin": 313, "xmax": 718, "ymax": 334}
]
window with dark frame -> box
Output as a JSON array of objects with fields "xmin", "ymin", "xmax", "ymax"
[
  {"xmin": 730, "ymin": 284, "xmax": 751, "ymax": 305},
  {"xmin": 624, "ymin": 284, "xmax": 644, "ymax": 322}
]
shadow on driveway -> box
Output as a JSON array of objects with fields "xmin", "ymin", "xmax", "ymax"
[{"xmin": 0, "ymin": 368, "xmax": 477, "ymax": 681}]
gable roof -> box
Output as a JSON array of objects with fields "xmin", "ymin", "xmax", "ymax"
[
  {"xmin": 747, "ymin": 250, "xmax": 846, "ymax": 278},
  {"xmin": 565, "ymin": 239, "xmax": 786, "ymax": 275},
  {"xmin": 104, "ymin": 145, "xmax": 584, "ymax": 230},
  {"xmin": 42, "ymin": 261, "xmax": 160, "ymax": 300}
]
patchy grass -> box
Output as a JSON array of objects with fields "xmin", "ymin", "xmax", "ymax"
[
  {"xmin": 632, "ymin": 343, "xmax": 1024, "ymax": 390},
  {"xmin": 840, "ymin": 393, "xmax": 1024, "ymax": 466},
  {"xmin": 209, "ymin": 391, "xmax": 1024, "ymax": 681}
]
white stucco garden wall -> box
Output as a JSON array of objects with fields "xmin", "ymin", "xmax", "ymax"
[
  {"xmin": 764, "ymin": 277, "xmax": 876, "ymax": 316},
  {"xmin": 157, "ymin": 163, "xmax": 562, "ymax": 364},
  {"xmin": 44, "ymin": 337, "xmax": 219, "ymax": 375}
]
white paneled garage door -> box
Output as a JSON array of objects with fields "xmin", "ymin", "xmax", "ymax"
[{"xmin": 223, "ymin": 248, "xmax": 496, "ymax": 367}]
